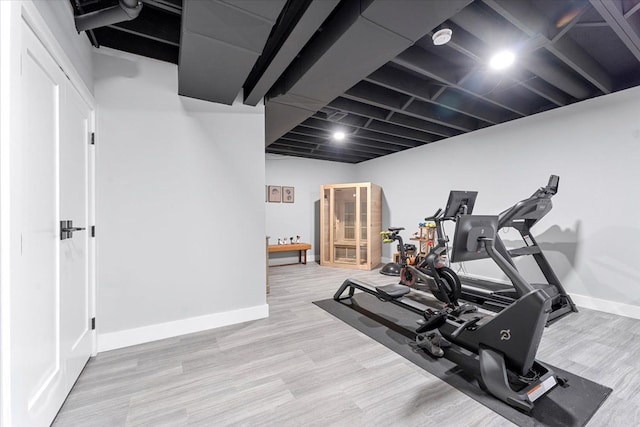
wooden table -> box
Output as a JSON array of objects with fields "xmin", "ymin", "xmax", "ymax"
[{"xmin": 268, "ymin": 243, "xmax": 312, "ymax": 266}]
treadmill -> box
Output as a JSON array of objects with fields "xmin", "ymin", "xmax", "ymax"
[{"xmin": 457, "ymin": 175, "xmax": 578, "ymax": 324}]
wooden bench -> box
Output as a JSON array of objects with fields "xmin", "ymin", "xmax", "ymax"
[{"xmin": 268, "ymin": 243, "xmax": 312, "ymax": 266}]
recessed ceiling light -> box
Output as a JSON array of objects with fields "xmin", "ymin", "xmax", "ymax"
[
  {"xmin": 432, "ymin": 29, "xmax": 452, "ymax": 46},
  {"xmin": 489, "ymin": 50, "xmax": 515, "ymax": 70},
  {"xmin": 333, "ymin": 131, "xmax": 346, "ymax": 141}
]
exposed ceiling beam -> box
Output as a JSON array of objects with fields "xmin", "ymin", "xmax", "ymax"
[
  {"xmin": 352, "ymin": 129, "xmax": 426, "ymax": 148},
  {"xmin": 289, "ymin": 127, "xmax": 404, "ymax": 153},
  {"xmin": 93, "ymin": 26, "xmax": 179, "ymax": 63},
  {"xmin": 299, "ymin": 120, "xmax": 424, "ymax": 149},
  {"xmin": 509, "ymin": 72, "xmax": 570, "ymax": 107},
  {"xmin": 452, "ymin": 3, "xmax": 594, "ymax": 99},
  {"xmin": 366, "ymin": 65, "xmax": 508, "ymax": 124},
  {"xmin": 590, "ymin": 0, "xmax": 640, "ymax": 63},
  {"xmin": 386, "ymin": 113, "xmax": 462, "ymax": 138},
  {"xmin": 108, "ymin": 24, "xmax": 179, "ymax": 46},
  {"xmin": 106, "ymin": 3, "xmax": 181, "ymax": 46},
  {"xmin": 625, "ymin": 2, "xmax": 640, "ymax": 19},
  {"xmin": 574, "ymin": 21, "xmax": 609, "ymax": 27},
  {"xmin": 265, "ymin": 0, "xmax": 474, "ymax": 144},
  {"xmin": 280, "ymin": 135, "xmax": 392, "ymax": 157},
  {"xmin": 393, "ymin": 46, "xmax": 529, "ymax": 116},
  {"xmin": 244, "ymin": 0, "xmax": 340, "ymax": 106},
  {"xmin": 179, "ymin": 0, "xmax": 287, "ymax": 104},
  {"xmin": 142, "ymin": 0, "xmax": 181, "ymax": 15},
  {"xmin": 277, "ymin": 138, "xmax": 377, "ymax": 159},
  {"xmin": 441, "ymin": 27, "xmax": 571, "ymax": 106},
  {"xmin": 86, "ymin": 29, "xmax": 99, "ymax": 47},
  {"xmin": 551, "ymin": 6, "xmax": 588, "ymax": 43},
  {"xmin": 366, "ymin": 120, "xmax": 445, "ymax": 144},
  {"xmin": 266, "ymin": 145, "xmax": 368, "ymax": 164},
  {"xmin": 311, "ymin": 113, "xmax": 439, "ymax": 145},
  {"xmin": 482, "ymin": 0, "xmax": 613, "ymax": 94},
  {"xmin": 327, "ymin": 97, "xmax": 389, "ymax": 122},
  {"xmin": 342, "ymin": 81, "xmax": 477, "ymax": 132}
]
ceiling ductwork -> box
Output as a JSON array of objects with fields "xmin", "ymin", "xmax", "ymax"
[
  {"xmin": 178, "ymin": 0, "xmax": 289, "ymax": 105},
  {"xmin": 264, "ymin": 0, "xmax": 474, "ymax": 145},
  {"xmin": 75, "ymin": 0, "xmax": 143, "ymax": 33},
  {"xmin": 70, "ymin": 0, "xmax": 640, "ymax": 164}
]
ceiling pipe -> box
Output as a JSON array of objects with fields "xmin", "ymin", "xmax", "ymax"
[{"xmin": 75, "ymin": 0, "xmax": 143, "ymax": 33}]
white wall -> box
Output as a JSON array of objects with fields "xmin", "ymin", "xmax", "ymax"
[
  {"xmin": 94, "ymin": 48, "xmax": 267, "ymax": 350},
  {"xmin": 265, "ymin": 86, "xmax": 640, "ymax": 316},
  {"xmin": 32, "ymin": 0, "xmax": 93, "ymax": 91},
  {"xmin": 355, "ymin": 85, "xmax": 640, "ymax": 313},
  {"xmin": 265, "ymin": 154, "xmax": 356, "ymax": 263}
]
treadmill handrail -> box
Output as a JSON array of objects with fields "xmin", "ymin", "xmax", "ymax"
[
  {"xmin": 497, "ymin": 176, "xmax": 558, "ymax": 228},
  {"xmin": 480, "ymin": 237, "xmax": 535, "ymax": 296}
]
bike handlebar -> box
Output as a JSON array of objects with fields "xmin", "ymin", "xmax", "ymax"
[{"xmin": 424, "ymin": 208, "xmax": 442, "ymax": 222}]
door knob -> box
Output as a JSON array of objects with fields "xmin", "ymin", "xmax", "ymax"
[{"xmin": 60, "ymin": 220, "xmax": 86, "ymax": 240}]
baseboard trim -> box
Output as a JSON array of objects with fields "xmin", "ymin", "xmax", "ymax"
[
  {"xmin": 97, "ymin": 304, "xmax": 269, "ymax": 353},
  {"xmin": 570, "ymin": 294, "xmax": 640, "ymax": 320}
]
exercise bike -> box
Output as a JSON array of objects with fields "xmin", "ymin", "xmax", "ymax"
[
  {"xmin": 381, "ymin": 226, "xmax": 460, "ymax": 305},
  {"xmin": 334, "ymin": 214, "xmax": 566, "ymax": 413},
  {"xmin": 385, "ymin": 190, "xmax": 478, "ymax": 304}
]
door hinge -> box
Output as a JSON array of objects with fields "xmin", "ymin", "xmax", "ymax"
[
  {"xmin": 91, "ymin": 225, "xmax": 95, "ymax": 237},
  {"xmin": 90, "ymin": 132, "xmax": 95, "ymax": 145},
  {"xmin": 91, "ymin": 317, "xmax": 95, "ymax": 330}
]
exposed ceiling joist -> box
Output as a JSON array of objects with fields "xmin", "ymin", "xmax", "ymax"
[
  {"xmin": 441, "ymin": 27, "xmax": 571, "ymax": 106},
  {"xmin": 108, "ymin": 7, "xmax": 180, "ymax": 46},
  {"xmin": 393, "ymin": 47, "xmax": 529, "ymax": 116},
  {"xmin": 288, "ymin": 127, "xmax": 404, "ymax": 152},
  {"xmin": 281, "ymin": 133, "xmax": 393, "ymax": 156},
  {"xmin": 343, "ymin": 81, "xmax": 478, "ymax": 132},
  {"xmin": 243, "ymin": 0, "xmax": 340, "ymax": 106},
  {"xmin": 179, "ymin": 0, "xmax": 288, "ymax": 104},
  {"xmin": 278, "ymin": 138, "xmax": 378, "ymax": 159},
  {"xmin": 366, "ymin": 65, "xmax": 509, "ymax": 125},
  {"xmin": 351, "ymin": 128, "xmax": 425, "ymax": 148},
  {"xmin": 142, "ymin": 0, "xmax": 181, "ymax": 15},
  {"xmin": 310, "ymin": 113, "xmax": 438, "ymax": 145},
  {"xmin": 267, "ymin": 145, "xmax": 369, "ymax": 163},
  {"xmin": 590, "ymin": 0, "xmax": 640, "ymax": 62},
  {"xmin": 625, "ymin": 2, "xmax": 640, "ymax": 19},
  {"xmin": 75, "ymin": 0, "xmax": 640, "ymax": 164},
  {"xmin": 451, "ymin": 3, "xmax": 594, "ymax": 99},
  {"xmin": 482, "ymin": 0, "xmax": 613, "ymax": 94},
  {"xmin": 265, "ymin": 0, "xmax": 474, "ymax": 144},
  {"xmin": 298, "ymin": 119, "xmax": 423, "ymax": 149}
]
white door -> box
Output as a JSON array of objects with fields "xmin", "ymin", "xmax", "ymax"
[
  {"xmin": 11, "ymin": 21, "xmax": 93, "ymax": 427},
  {"xmin": 59, "ymin": 45, "xmax": 93, "ymax": 398}
]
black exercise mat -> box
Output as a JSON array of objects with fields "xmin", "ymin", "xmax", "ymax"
[{"xmin": 314, "ymin": 293, "xmax": 612, "ymax": 427}]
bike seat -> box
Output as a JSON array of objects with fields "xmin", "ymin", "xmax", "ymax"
[
  {"xmin": 388, "ymin": 227, "xmax": 405, "ymax": 232},
  {"xmin": 376, "ymin": 284, "xmax": 411, "ymax": 300}
]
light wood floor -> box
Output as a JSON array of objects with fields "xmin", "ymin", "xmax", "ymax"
[{"xmin": 54, "ymin": 263, "xmax": 640, "ymax": 426}]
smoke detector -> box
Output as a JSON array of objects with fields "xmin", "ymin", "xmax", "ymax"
[{"xmin": 432, "ymin": 29, "xmax": 452, "ymax": 46}]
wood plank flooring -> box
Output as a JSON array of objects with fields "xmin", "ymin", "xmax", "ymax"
[{"xmin": 53, "ymin": 263, "xmax": 640, "ymax": 426}]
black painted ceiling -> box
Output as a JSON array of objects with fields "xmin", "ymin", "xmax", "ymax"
[{"xmin": 71, "ymin": 0, "xmax": 640, "ymax": 163}]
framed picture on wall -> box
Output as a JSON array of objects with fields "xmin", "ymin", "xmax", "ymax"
[
  {"xmin": 282, "ymin": 186, "xmax": 295, "ymax": 203},
  {"xmin": 268, "ymin": 185, "xmax": 282, "ymax": 202}
]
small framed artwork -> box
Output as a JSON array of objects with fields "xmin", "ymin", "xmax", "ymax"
[
  {"xmin": 268, "ymin": 186, "xmax": 282, "ymax": 203},
  {"xmin": 282, "ymin": 186, "xmax": 295, "ymax": 203}
]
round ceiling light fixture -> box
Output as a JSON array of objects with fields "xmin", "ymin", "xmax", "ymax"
[
  {"xmin": 489, "ymin": 50, "xmax": 515, "ymax": 70},
  {"xmin": 333, "ymin": 131, "xmax": 346, "ymax": 141},
  {"xmin": 432, "ymin": 29, "xmax": 452, "ymax": 46}
]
